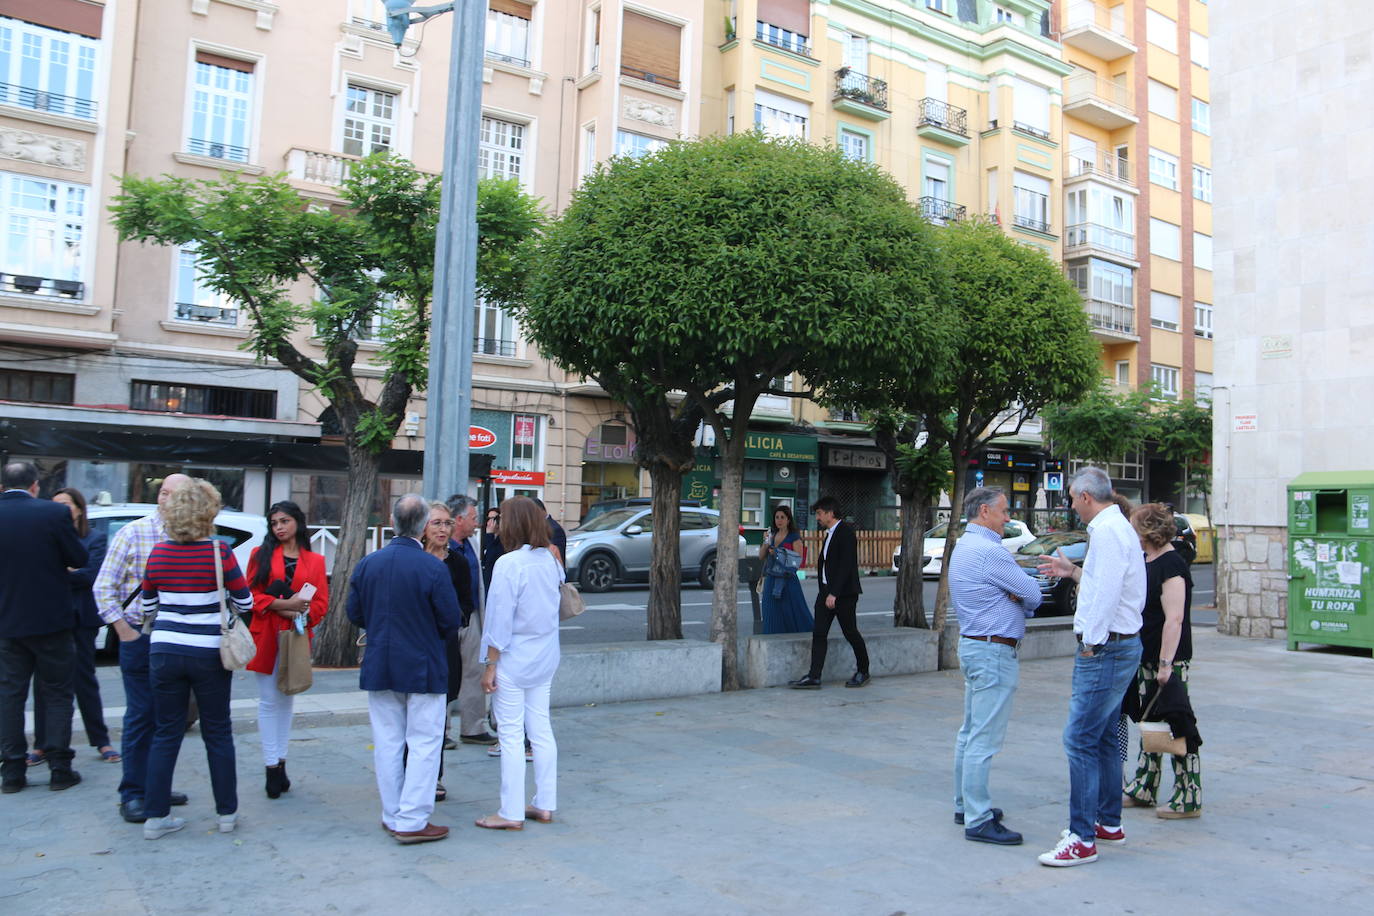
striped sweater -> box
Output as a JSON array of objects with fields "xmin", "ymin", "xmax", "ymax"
[{"xmin": 140, "ymin": 540, "xmax": 253, "ymax": 658}]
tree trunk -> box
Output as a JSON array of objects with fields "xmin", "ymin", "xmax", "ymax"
[
  {"xmin": 893, "ymin": 491, "xmax": 930, "ymax": 628},
  {"xmin": 646, "ymin": 458, "xmax": 685, "ymax": 640},
  {"xmin": 709, "ymin": 426, "xmax": 749, "ymax": 690},
  {"xmin": 933, "ymin": 442, "xmax": 970, "ymax": 643},
  {"xmin": 312, "ymin": 443, "xmax": 381, "ymax": 667}
]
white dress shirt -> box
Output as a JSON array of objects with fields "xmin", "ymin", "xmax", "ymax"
[
  {"xmin": 480, "ymin": 545, "xmax": 563, "ymax": 688},
  {"xmin": 819, "ymin": 520, "xmax": 840, "ymax": 586},
  {"xmin": 1073, "ymin": 504, "xmax": 1145, "ymax": 645}
]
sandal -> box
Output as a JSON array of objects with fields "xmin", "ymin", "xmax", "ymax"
[
  {"xmin": 99, "ymin": 747, "xmax": 122, "ymax": 763},
  {"xmin": 434, "ymin": 782, "xmax": 447, "ymax": 802},
  {"xmin": 25, "ymin": 751, "xmax": 44, "ymax": 767},
  {"xmin": 524, "ymin": 805, "xmax": 553, "ymax": 824},
  {"xmin": 474, "ymin": 814, "xmax": 523, "ymax": 831}
]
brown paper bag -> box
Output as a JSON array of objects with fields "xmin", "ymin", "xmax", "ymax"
[{"xmin": 276, "ymin": 630, "xmax": 313, "ymax": 696}]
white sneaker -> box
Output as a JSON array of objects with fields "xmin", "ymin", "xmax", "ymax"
[
  {"xmin": 1037, "ymin": 829, "xmax": 1098, "ymax": 867},
  {"xmin": 219, "ymin": 813, "xmax": 238, "ymax": 833},
  {"xmin": 144, "ymin": 815, "xmax": 186, "ymax": 840},
  {"xmin": 487, "ymin": 745, "xmax": 502, "ymax": 758}
]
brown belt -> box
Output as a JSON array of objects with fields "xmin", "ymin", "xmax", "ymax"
[
  {"xmin": 963, "ymin": 634, "xmax": 1019, "ymax": 648},
  {"xmin": 1077, "ymin": 631, "xmax": 1140, "ymax": 644}
]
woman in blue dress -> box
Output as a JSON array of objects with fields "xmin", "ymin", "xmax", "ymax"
[{"xmin": 758, "ymin": 505, "xmax": 815, "ymax": 634}]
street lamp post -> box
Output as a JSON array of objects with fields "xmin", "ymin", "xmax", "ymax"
[{"xmin": 384, "ymin": 0, "xmax": 484, "ymax": 502}]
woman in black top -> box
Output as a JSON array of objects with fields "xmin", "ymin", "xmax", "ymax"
[{"xmin": 1124, "ymin": 503, "xmax": 1201, "ymax": 819}]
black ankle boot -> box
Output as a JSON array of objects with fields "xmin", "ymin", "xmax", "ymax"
[
  {"xmin": 278, "ymin": 759, "xmax": 290, "ymax": 793},
  {"xmin": 265, "ymin": 764, "xmax": 283, "ymax": 799}
]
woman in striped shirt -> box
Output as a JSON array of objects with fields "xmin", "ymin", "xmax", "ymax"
[{"xmin": 138, "ymin": 479, "xmax": 252, "ymax": 840}]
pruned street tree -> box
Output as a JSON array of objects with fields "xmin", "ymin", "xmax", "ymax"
[
  {"xmin": 1148, "ymin": 392, "xmax": 1214, "ymax": 513},
  {"xmin": 1041, "ymin": 383, "xmax": 1153, "ymax": 466},
  {"xmin": 112, "ymin": 160, "xmax": 541, "ymax": 665},
  {"xmin": 518, "ymin": 133, "xmax": 949, "ymax": 687}
]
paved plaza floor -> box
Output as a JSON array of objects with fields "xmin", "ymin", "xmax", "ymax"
[{"xmin": 3, "ymin": 628, "xmax": 1371, "ymax": 914}]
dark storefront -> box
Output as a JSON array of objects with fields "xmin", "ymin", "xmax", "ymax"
[{"xmin": 681, "ymin": 430, "xmax": 818, "ymax": 545}]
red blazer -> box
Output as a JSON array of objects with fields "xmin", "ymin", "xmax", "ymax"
[{"xmin": 246, "ymin": 546, "xmax": 329, "ymax": 675}]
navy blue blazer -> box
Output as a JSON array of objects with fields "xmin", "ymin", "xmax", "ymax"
[
  {"xmin": 0, "ymin": 490, "xmax": 90, "ymax": 638},
  {"xmin": 346, "ymin": 537, "xmax": 462, "ymax": 695},
  {"xmin": 70, "ymin": 530, "xmax": 108, "ymax": 629}
]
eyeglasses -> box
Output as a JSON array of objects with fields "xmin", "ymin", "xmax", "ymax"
[{"xmin": 429, "ymin": 519, "xmax": 455, "ymax": 527}]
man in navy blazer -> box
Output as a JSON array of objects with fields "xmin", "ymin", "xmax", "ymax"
[
  {"xmin": 0, "ymin": 461, "xmax": 89, "ymax": 793},
  {"xmin": 347, "ymin": 494, "xmax": 461, "ymax": 844}
]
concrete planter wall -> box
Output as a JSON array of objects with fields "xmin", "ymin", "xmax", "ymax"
[
  {"xmin": 551, "ymin": 639, "xmax": 722, "ymax": 707},
  {"xmin": 743, "ymin": 627, "xmax": 940, "ymax": 688},
  {"xmin": 939, "ymin": 617, "xmax": 1080, "ymax": 669}
]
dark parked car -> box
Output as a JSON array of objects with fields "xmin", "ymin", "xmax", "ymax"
[{"xmin": 1014, "ymin": 531, "xmax": 1089, "ymax": 616}]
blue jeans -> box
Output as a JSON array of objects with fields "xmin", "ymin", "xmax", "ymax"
[
  {"xmin": 117, "ymin": 633, "xmax": 154, "ymax": 804},
  {"xmin": 953, "ymin": 638, "xmax": 1019, "ymax": 829},
  {"xmin": 1064, "ymin": 636, "xmax": 1142, "ymax": 841},
  {"xmin": 145, "ymin": 652, "xmax": 236, "ymax": 818}
]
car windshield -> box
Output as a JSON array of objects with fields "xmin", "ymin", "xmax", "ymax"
[
  {"xmin": 1019, "ymin": 533, "xmax": 1089, "ymax": 558},
  {"xmin": 925, "ymin": 521, "xmax": 967, "ymax": 539},
  {"xmin": 574, "ymin": 508, "xmax": 644, "ymax": 533}
]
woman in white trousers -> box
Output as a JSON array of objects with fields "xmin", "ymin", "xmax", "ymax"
[{"xmin": 476, "ymin": 496, "xmax": 561, "ymax": 830}]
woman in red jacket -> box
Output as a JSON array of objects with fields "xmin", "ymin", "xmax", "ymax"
[{"xmin": 246, "ymin": 501, "xmax": 328, "ymax": 799}]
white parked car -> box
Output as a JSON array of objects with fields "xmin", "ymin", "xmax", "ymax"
[
  {"xmin": 891, "ymin": 518, "xmax": 1036, "ymax": 578},
  {"xmin": 88, "ymin": 504, "xmax": 269, "ymax": 654}
]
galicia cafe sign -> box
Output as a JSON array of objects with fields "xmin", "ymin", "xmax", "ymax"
[{"xmin": 693, "ymin": 425, "xmax": 818, "ymax": 463}]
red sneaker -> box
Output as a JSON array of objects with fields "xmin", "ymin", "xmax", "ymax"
[
  {"xmin": 1095, "ymin": 822, "xmax": 1126, "ymax": 845},
  {"xmin": 1038, "ymin": 831, "xmax": 1099, "ymax": 867}
]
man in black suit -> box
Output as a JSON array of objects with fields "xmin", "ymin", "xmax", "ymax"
[
  {"xmin": 790, "ymin": 496, "xmax": 870, "ymax": 689},
  {"xmin": 533, "ymin": 497, "xmax": 566, "ymax": 566},
  {"xmin": 0, "ymin": 461, "xmax": 89, "ymax": 792}
]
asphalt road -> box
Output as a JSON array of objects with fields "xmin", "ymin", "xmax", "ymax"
[{"xmin": 562, "ymin": 563, "xmax": 1216, "ymax": 645}]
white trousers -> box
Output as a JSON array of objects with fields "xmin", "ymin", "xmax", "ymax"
[
  {"xmin": 367, "ymin": 690, "xmax": 445, "ymax": 833},
  {"xmin": 255, "ymin": 661, "xmax": 294, "ymax": 766},
  {"xmin": 492, "ymin": 679, "xmax": 557, "ymax": 821}
]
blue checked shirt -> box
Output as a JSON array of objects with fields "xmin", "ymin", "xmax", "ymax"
[
  {"xmin": 948, "ymin": 522, "xmax": 1043, "ymax": 640},
  {"xmin": 94, "ymin": 512, "xmax": 167, "ymax": 626}
]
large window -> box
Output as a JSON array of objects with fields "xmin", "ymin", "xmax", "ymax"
[
  {"xmin": 0, "ymin": 13, "xmax": 99, "ymax": 120},
  {"xmin": 842, "ymin": 32, "xmax": 868, "ymax": 74},
  {"xmin": 1070, "ymin": 258, "xmax": 1134, "ymax": 308},
  {"xmin": 2, "ymin": 172, "xmax": 87, "ymax": 297},
  {"xmin": 478, "ymin": 116, "xmax": 524, "ymax": 181},
  {"xmin": 131, "ymin": 380, "xmax": 277, "ymax": 419},
  {"xmin": 1012, "ymin": 170, "xmax": 1051, "ymax": 233},
  {"xmin": 0, "ymin": 368, "xmax": 74, "ymax": 405},
  {"xmin": 341, "ymin": 84, "xmax": 396, "ymax": 157},
  {"xmin": 1191, "ymin": 97, "xmax": 1211, "ymax": 134},
  {"xmin": 187, "ymin": 52, "xmax": 255, "ymax": 163},
  {"xmin": 1194, "ymin": 232, "xmax": 1214, "ymax": 270},
  {"xmin": 615, "ymin": 129, "xmax": 668, "ymax": 159},
  {"xmin": 174, "ymin": 243, "xmax": 237, "ymax": 325},
  {"xmin": 1191, "ymin": 32, "xmax": 1209, "ymax": 68},
  {"xmin": 1193, "ymin": 165, "xmax": 1213, "ymax": 202},
  {"xmin": 756, "ymin": 0, "xmax": 810, "ymax": 54},
  {"xmin": 1150, "ymin": 291, "xmax": 1181, "ymax": 331},
  {"xmin": 754, "ymin": 88, "xmax": 809, "ymax": 139},
  {"xmin": 1148, "ymin": 148, "xmax": 1180, "ymax": 190},
  {"xmin": 1150, "ymin": 364, "xmax": 1180, "ymax": 399},
  {"xmin": 1012, "ymin": 77, "xmax": 1050, "ymax": 138},
  {"xmin": 1065, "ymin": 185, "xmax": 1134, "ymax": 255},
  {"xmin": 474, "ymin": 297, "xmax": 516, "ymax": 357},
  {"xmin": 1194, "ymin": 371, "xmax": 1214, "ymax": 402},
  {"xmin": 1195, "ymin": 302, "xmax": 1214, "ymax": 339},
  {"xmin": 486, "ymin": 0, "xmax": 532, "ymax": 67},
  {"xmin": 924, "ymin": 156, "xmax": 950, "ymax": 201},
  {"xmin": 839, "ymin": 128, "xmax": 868, "ymax": 162},
  {"xmin": 1150, "ymin": 218, "xmax": 1181, "ymax": 260},
  {"xmin": 622, "ymin": 11, "xmax": 680, "ymax": 87},
  {"xmin": 1147, "ymin": 79, "xmax": 1177, "ymax": 119},
  {"xmin": 1145, "ymin": 9, "xmax": 1177, "ymax": 53}
]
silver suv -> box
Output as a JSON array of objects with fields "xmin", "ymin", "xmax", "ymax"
[{"xmin": 564, "ymin": 507, "xmax": 745, "ymax": 593}]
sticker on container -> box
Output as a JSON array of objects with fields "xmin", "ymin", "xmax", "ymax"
[
  {"xmin": 1336, "ymin": 561, "xmax": 1363, "ymax": 586},
  {"xmin": 1316, "ymin": 543, "xmax": 1331, "ymax": 563},
  {"xmin": 1353, "ymin": 495, "xmax": 1370, "ymax": 530}
]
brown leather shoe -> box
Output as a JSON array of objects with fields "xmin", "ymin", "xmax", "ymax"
[{"xmin": 394, "ymin": 823, "xmax": 450, "ymax": 844}]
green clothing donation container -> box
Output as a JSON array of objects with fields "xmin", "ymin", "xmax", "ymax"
[{"xmin": 1286, "ymin": 471, "xmax": 1374, "ymax": 653}]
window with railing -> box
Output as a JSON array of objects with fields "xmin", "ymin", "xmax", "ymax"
[
  {"xmin": 478, "ymin": 116, "xmax": 524, "ymax": 181},
  {"xmin": 0, "ymin": 15, "xmax": 99, "ymax": 120},
  {"xmin": 1069, "ymin": 258, "xmax": 1135, "ymax": 335},
  {"xmin": 1150, "ymin": 364, "xmax": 1180, "ymax": 399},
  {"xmin": 1, "ymin": 171, "xmax": 87, "ymax": 299},
  {"xmin": 486, "ymin": 0, "xmax": 532, "ymax": 68},
  {"xmin": 1012, "ymin": 171, "xmax": 1051, "ymax": 234},
  {"xmin": 829, "ymin": 407, "xmax": 865, "ymax": 423},
  {"xmin": 187, "ymin": 52, "xmax": 255, "ymax": 163},
  {"xmin": 834, "ymin": 68, "xmax": 888, "ymax": 110},
  {"xmin": 174, "ymin": 243, "xmax": 238, "ymax": 326},
  {"xmin": 1194, "ymin": 302, "xmax": 1214, "ymax": 339},
  {"xmin": 838, "ymin": 128, "xmax": 869, "ymax": 162},
  {"xmin": 341, "ymin": 84, "xmax": 396, "ymax": 157},
  {"xmin": 1066, "ymin": 186, "xmax": 1134, "ymax": 256},
  {"xmin": 131, "ymin": 380, "xmax": 277, "ymax": 419},
  {"xmin": 918, "ymin": 97, "xmax": 968, "ymax": 136},
  {"xmin": 622, "ymin": 11, "xmax": 681, "ymax": 87},
  {"xmin": 919, "ymin": 196, "xmax": 966, "ymax": 225},
  {"xmin": 475, "ymin": 297, "xmax": 517, "ymax": 358},
  {"xmin": 0, "ymin": 368, "xmax": 74, "ymax": 405},
  {"xmin": 755, "ymin": 21, "xmax": 809, "ymax": 55},
  {"xmin": 754, "ymin": 88, "xmax": 808, "ymax": 139}
]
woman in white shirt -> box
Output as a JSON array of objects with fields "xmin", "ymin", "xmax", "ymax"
[{"xmin": 476, "ymin": 496, "xmax": 562, "ymax": 830}]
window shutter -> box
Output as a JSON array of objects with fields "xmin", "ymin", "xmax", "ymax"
[
  {"xmin": 956, "ymin": 0, "xmax": 978, "ymax": 24},
  {"xmin": 195, "ymin": 50, "xmax": 255, "ymax": 74},
  {"xmin": 3, "ymin": 0, "xmax": 102, "ymax": 39},
  {"xmin": 621, "ymin": 12, "xmax": 680, "ymax": 86},
  {"xmin": 488, "ymin": 0, "xmax": 531, "ymax": 19},
  {"xmin": 757, "ymin": 0, "xmax": 810, "ymax": 37}
]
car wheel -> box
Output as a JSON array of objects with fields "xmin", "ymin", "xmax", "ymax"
[
  {"xmin": 698, "ymin": 551, "xmax": 717, "ymax": 589},
  {"xmin": 578, "ymin": 553, "xmax": 617, "ymax": 593},
  {"xmin": 1059, "ymin": 580, "xmax": 1079, "ymax": 616}
]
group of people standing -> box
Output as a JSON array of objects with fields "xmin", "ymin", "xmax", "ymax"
[
  {"xmin": 0, "ymin": 461, "xmax": 563, "ymax": 846},
  {"xmin": 947, "ymin": 466, "xmax": 1201, "ymax": 867}
]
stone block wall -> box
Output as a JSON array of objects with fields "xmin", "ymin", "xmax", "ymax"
[{"xmin": 1216, "ymin": 524, "xmax": 1289, "ymax": 639}]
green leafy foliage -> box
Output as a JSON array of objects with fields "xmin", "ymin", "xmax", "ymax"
[{"xmin": 1042, "ymin": 384, "xmax": 1154, "ymax": 465}]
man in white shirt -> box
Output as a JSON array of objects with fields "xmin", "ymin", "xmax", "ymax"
[{"xmin": 1035, "ymin": 466, "xmax": 1143, "ymax": 867}]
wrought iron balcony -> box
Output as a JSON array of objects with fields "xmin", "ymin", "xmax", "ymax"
[
  {"xmin": 486, "ymin": 49, "xmax": 531, "ymax": 69},
  {"xmin": 755, "ymin": 20, "xmax": 811, "ymax": 56},
  {"xmin": 175, "ymin": 302, "xmax": 238, "ymax": 325},
  {"xmin": 917, "ymin": 98, "xmax": 968, "ymax": 137},
  {"xmin": 0, "ymin": 273, "xmax": 84, "ymax": 300},
  {"xmin": 833, "ymin": 68, "xmax": 888, "ymax": 111},
  {"xmin": 1013, "ymin": 121, "xmax": 1052, "ymax": 141},
  {"xmin": 475, "ymin": 337, "xmax": 518, "ymax": 358},
  {"xmin": 186, "ymin": 137, "xmax": 250, "ymax": 163},
  {"xmin": 919, "ymin": 197, "xmax": 967, "ymax": 225},
  {"xmin": 1065, "ymin": 150, "xmax": 1134, "ymax": 188},
  {"xmin": 0, "ymin": 81, "xmax": 98, "ymax": 120},
  {"xmin": 1012, "ymin": 213, "xmax": 1051, "ymax": 234}
]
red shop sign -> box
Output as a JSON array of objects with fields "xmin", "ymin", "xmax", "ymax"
[
  {"xmin": 469, "ymin": 425, "xmax": 497, "ymax": 449},
  {"xmin": 491, "ymin": 469, "xmax": 546, "ymax": 486}
]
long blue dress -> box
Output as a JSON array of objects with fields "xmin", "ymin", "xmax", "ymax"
[{"xmin": 760, "ymin": 532, "xmax": 815, "ymax": 635}]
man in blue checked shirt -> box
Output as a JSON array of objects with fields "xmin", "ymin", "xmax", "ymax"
[{"xmin": 948, "ymin": 487, "xmax": 1042, "ymax": 847}]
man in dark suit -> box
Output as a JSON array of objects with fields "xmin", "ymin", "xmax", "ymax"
[
  {"xmin": 533, "ymin": 497, "xmax": 566, "ymax": 565},
  {"xmin": 444, "ymin": 494, "xmax": 495, "ymax": 746},
  {"xmin": 348, "ymin": 494, "xmax": 462, "ymax": 844},
  {"xmin": 0, "ymin": 461, "xmax": 89, "ymax": 792},
  {"xmin": 789, "ymin": 496, "xmax": 870, "ymax": 690}
]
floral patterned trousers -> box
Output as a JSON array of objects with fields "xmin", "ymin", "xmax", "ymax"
[{"xmin": 1123, "ymin": 660, "xmax": 1202, "ymax": 813}]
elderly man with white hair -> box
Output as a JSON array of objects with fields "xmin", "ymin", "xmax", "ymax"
[
  {"xmin": 347, "ymin": 494, "xmax": 462, "ymax": 845},
  {"xmin": 1036, "ymin": 466, "xmax": 1144, "ymax": 867}
]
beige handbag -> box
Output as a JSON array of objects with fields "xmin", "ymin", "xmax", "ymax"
[
  {"xmin": 1139, "ymin": 692, "xmax": 1188, "ymax": 756},
  {"xmin": 559, "ymin": 582, "xmax": 586, "ymax": 621},
  {"xmin": 276, "ymin": 630, "xmax": 313, "ymax": 695},
  {"xmin": 215, "ymin": 543, "xmax": 257, "ymax": 670}
]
